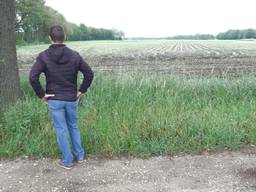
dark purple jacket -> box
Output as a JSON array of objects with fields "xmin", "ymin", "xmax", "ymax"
[{"xmin": 29, "ymin": 44, "xmax": 94, "ymax": 101}]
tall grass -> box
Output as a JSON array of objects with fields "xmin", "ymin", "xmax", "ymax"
[{"xmin": 1, "ymin": 73, "xmax": 256, "ymax": 157}]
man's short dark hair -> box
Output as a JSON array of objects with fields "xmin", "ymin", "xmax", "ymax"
[{"xmin": 49, "ymin": 25, "xmax": 65, "ymax": 42}]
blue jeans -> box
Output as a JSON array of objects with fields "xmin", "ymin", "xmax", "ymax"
[{"xmin": 48, "ymin": 100, "xmax": 85, "ymax": 166}]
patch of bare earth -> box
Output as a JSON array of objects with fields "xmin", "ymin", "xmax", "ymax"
[
  {"xmin": 19, "ymin": 53, "xmax": 256, "ymax": 77},
  {"xmin": 1, "ymin": 149, "xmax": 256, "ymax": 192}
]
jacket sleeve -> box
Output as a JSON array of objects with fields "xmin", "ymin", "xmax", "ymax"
[
  {"xmin": 29, "ymin": 56, "xmax": 45, "ymax": 98},
  {"xmin": 78, "ymin": 55, "xmax": 94, "ymax": 93}
]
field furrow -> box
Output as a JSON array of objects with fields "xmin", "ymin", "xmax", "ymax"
[{"xmin": 17, "ymin": 40, "xmax": 256, "ymax": 76}]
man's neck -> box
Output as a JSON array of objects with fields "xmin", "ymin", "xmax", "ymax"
[{"xmin": 51, "ymin": 41, "xmax": 64, "ymax": 44}]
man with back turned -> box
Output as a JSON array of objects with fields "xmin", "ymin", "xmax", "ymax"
[{"xmin": 29, "ymin": 25, "xmax": 94, "ymax": 170}]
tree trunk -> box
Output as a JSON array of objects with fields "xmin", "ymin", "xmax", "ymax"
[{"xmin": 0, "ymin": 0, "xmax": 21, "ymax": 114}]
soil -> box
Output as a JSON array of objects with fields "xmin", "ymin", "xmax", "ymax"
[
  {"xmin": 1, "ymin": 149, "xmax": 256, "ymax": 192},
  {"xmin": 17, "ymin": 41, "xmax": 256, "ymax": 76}
]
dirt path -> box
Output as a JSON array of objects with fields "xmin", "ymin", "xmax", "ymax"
[{"xmin": 1, "ymin": 149, "xmax": 256, "ymax": 192}]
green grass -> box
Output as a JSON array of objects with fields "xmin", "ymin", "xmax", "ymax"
[{"xmin": 1, "ymin": 73, "xmax": 256, "ymax": 158}]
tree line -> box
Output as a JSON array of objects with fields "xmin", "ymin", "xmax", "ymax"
[
  {"xmin": 168, "ymin": 34, "xmax": 215, "ymax": 40},
  {"xmin": 15, "ymin": 0, "xmax": 124, "ymax": 44},
  {"xmin": 216, "ymin": 29, "xmax": 256, "ymax": 40},
  {"xmin": 167, "ymin": 29, "xmax": 256, "ymax": 40}
]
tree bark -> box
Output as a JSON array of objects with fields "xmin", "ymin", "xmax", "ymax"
[{"xmin": 0, "ymin": 0, "xmax": 21, "ymax": 114}]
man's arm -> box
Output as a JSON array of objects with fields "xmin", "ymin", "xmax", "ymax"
[
  {"xmin": 78, "ymin": 56, "xmax": 94, "ymax": 94},
  {"xmin": 29, "ymin": 56, "xmax": 45, "ymax": 98}
]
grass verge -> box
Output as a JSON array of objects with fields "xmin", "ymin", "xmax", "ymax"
[{"xmin": 1, "ymin": 73, "xmax": 256, "ymax": 157}]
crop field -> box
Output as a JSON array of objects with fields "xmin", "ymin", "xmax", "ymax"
[{"xmin": 17, "ymin": 40, "xmax": 256, "ymax": 76}]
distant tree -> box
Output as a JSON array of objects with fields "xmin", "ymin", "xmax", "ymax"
[
  {"xmin": 42, "ymin": 6, "xmax": 69, "ymax": 41},
  {"xmin": 16, "ymin": 0, "xmax": 46, "ymax": 42},
  {"xmin": 244, "ymin": 29, "xmax": 256, "ymax": 39},
  {"xmin": 0, "ymin": 0, "xmax": 21, "ymax": 115},
  {"xmin": 216, "ymin": 29, "xmax": 256, "ymax": 40},
  {"xmin": 80, "ymin": 24, "xmax": 90, "ymax": 40},
  {"xmin": 228, "ymin": 30, "xmax": 240, "ymax": 39},
  {"xmin": 221, "ymin": 30, "xmax": 240, "ymax": 40},
  {"xmin": 68, "ymin": 25, "xmax": 125, "ymax": 41},
  {"xmin": 113, "ymin": 30, "xmax": 125, "ymax": 40},
  {"xmin": 67, "ymin": 23, "xmax": 81, "ymax": 41}
]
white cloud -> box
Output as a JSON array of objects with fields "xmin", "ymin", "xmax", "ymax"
[{"xmin": 45, "ymin": 0, "xmax": 256, "ymax": 37}]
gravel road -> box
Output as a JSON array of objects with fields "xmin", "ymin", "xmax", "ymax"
[{"xmin": 1, "ymin": 149, "xmax": 256, "ymax": 192}]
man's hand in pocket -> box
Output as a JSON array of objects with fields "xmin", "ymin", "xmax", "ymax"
[
  {"xmin": 42, "ymin": 94, "xmax": 55, "ymax": 104},
  {"xmin": 77, "ymin": 91, "xmax": 84, "ymax": 102}
]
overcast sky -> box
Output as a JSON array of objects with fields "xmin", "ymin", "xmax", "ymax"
[{"xmin": 45, "ymin": 0, "xmax": 256, "ymax": 37}]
